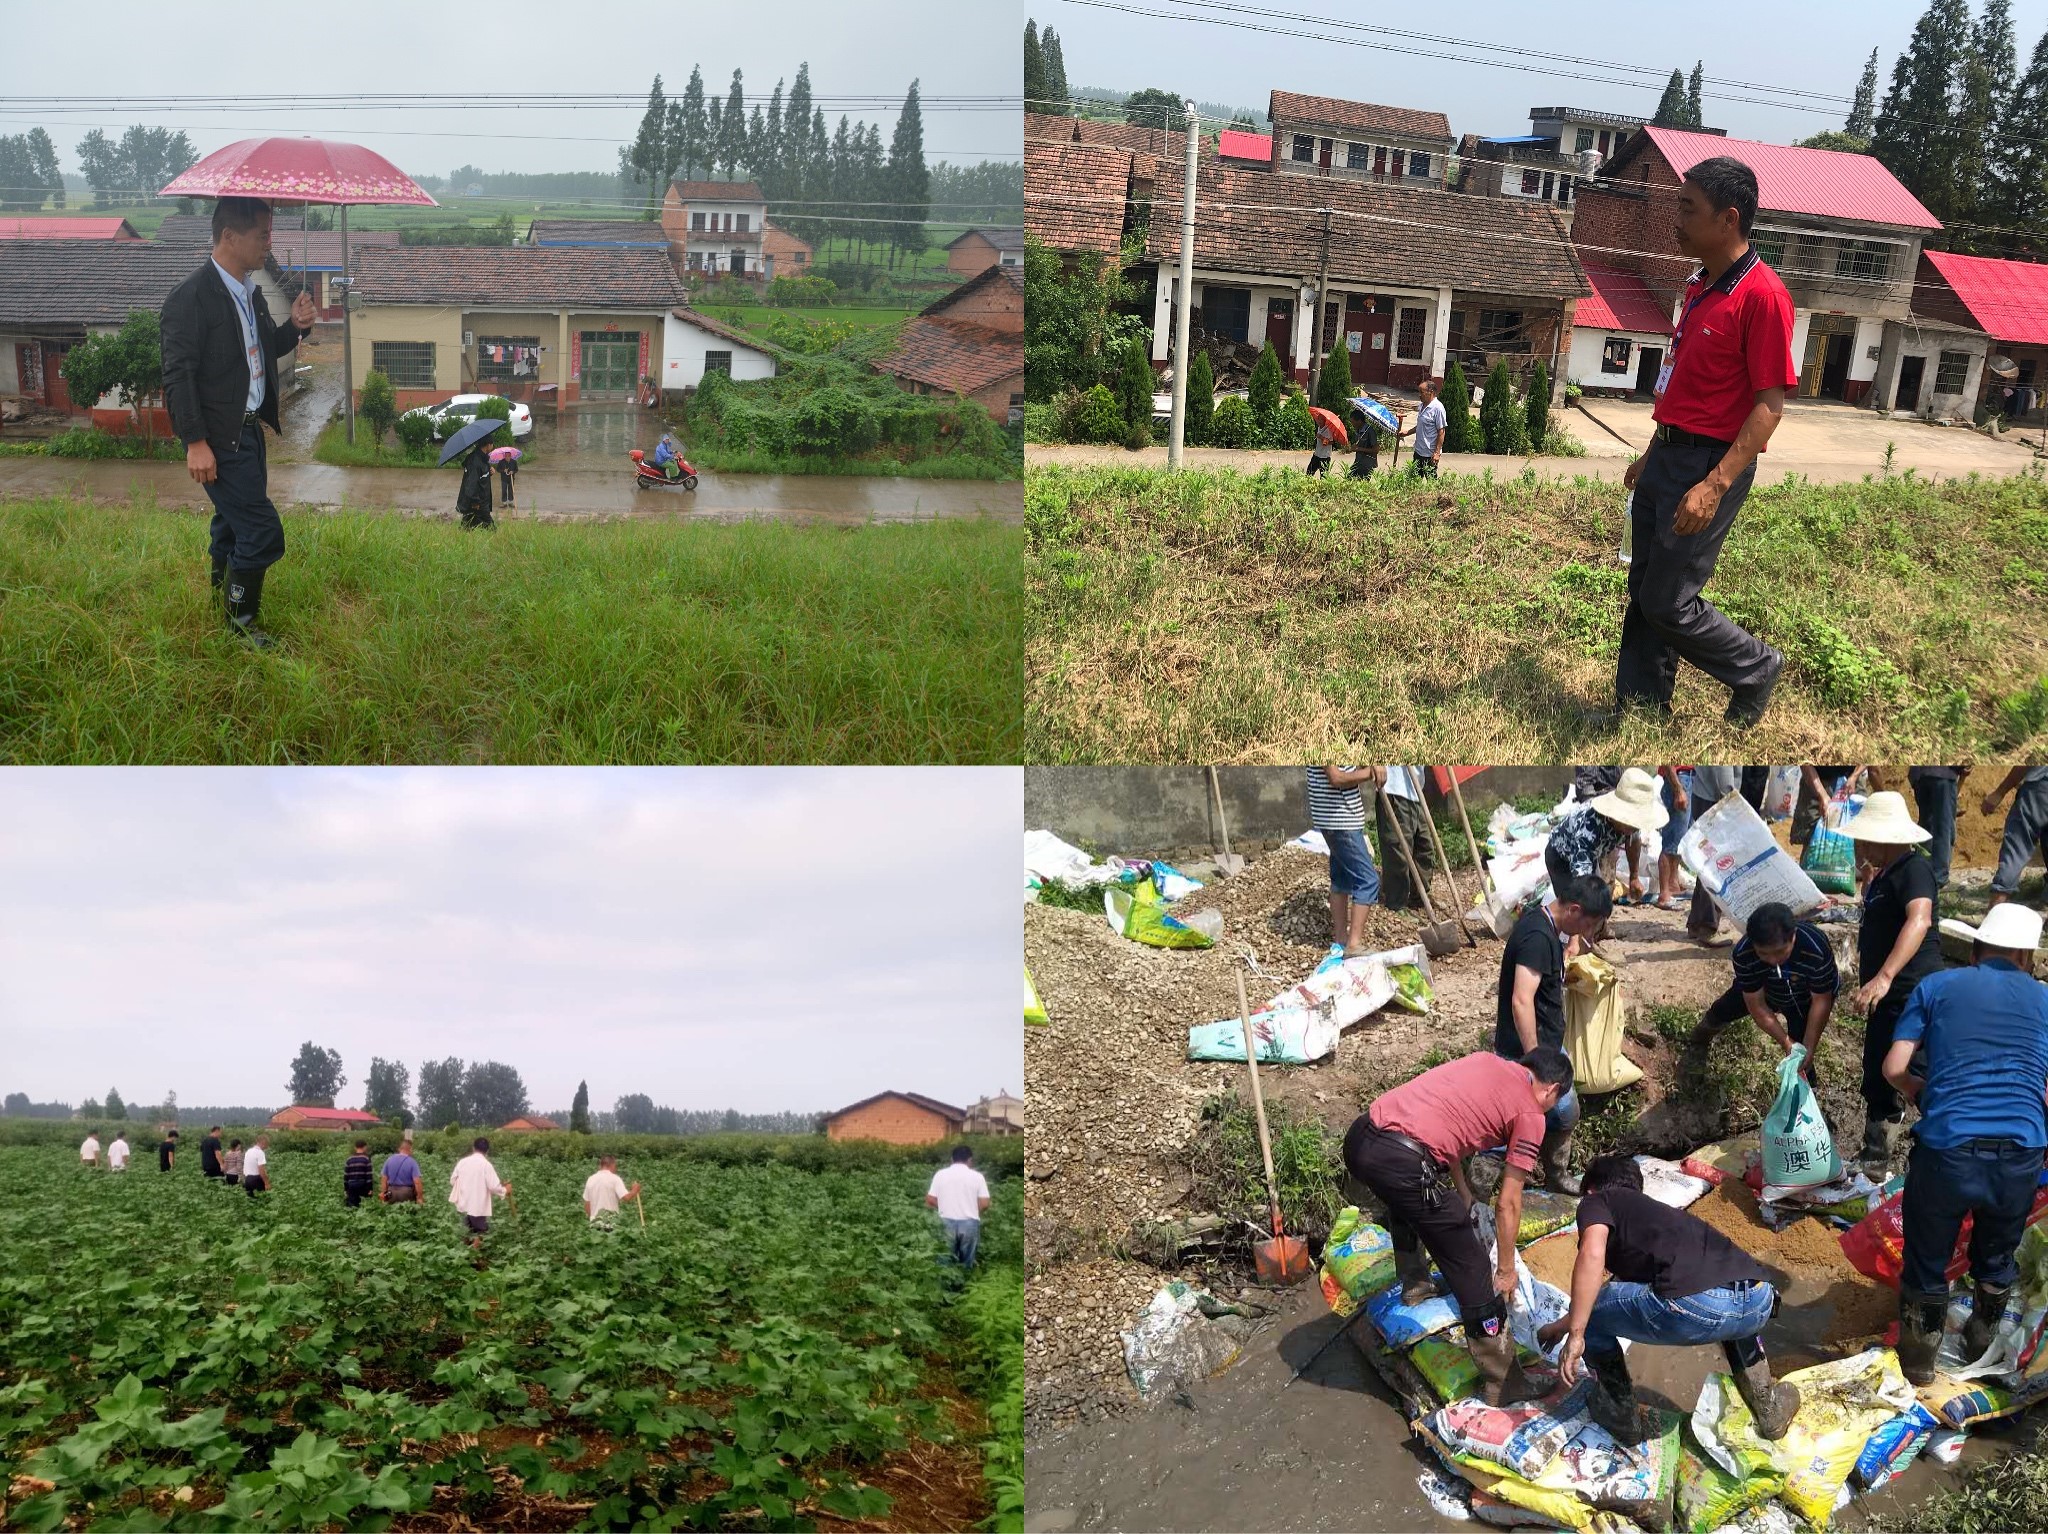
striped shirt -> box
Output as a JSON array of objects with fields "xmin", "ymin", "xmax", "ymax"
[
  {"xmin": 343, "ymin": 1153, "xmax": 374, "ymax": 1193},
  {"xmin": 1306, "ymin": 768, "xmax": 1367, "ymax": 831},
  {"xmin": 1732, "ymin": 924, "xmax": 1839, "ymax": 1018}
]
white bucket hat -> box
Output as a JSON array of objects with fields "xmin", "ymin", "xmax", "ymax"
[
  {"xmin": 1588, "ymin": 767, "xmax": 1671, "ymax": 832},
  {"xmin": 1840, "ymin": 791, "xmax": 1931, "ymax": 845},
  {"xmin": 1940, "ymin": 904, "xmax": 2044, "ymax": 953}
]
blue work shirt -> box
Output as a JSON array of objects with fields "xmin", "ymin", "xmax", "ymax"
[
  {"xmin": 1894, "ymin": 958, "xmax": 2048, "ymax": 1149},
  {"xmin": 210, "ymin": 257, "xmax": 265, "ymax": 412},
  {"xmin": 381, "ymin": 1152, "xmax": 420, "ymax": 1187}
]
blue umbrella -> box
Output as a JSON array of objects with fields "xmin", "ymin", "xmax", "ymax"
[
  {"xmin": 1348, "ymin": 395, "xmax": 1401, "ymax": 434},
  {"xmin": 437, "ymin": 415, "xmax": 507, "ymax": 466}
]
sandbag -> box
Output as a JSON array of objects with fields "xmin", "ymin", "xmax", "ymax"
[
  {"xmin": 1119, "ymin": 1282, "xmax": 1241, "ymax": 1398},
  {"xmin": 1760, "ymin": 1046, "xmax": 1840, "ymax": 1190},
  {"xmin": 1318, "ymin": 1207, "xmax": 1394, "ymax": 1316},
  {"xmin": 1852, "ymin": 1403, "xmax": 1936, "ymax": 1491},
  {"xmin": 1187, "ymin": 1007, "xmax": 1337, "ymax": 1065},
  {"xmin": 1761, "ymin": 767, "xmax": 1800, "ymax": 822},
  {"xmin": 1676, "ymin": 1435, "xmax": 1781, "ymax": 1534},
  {"xmin": 1679, "ymin": 794, "xmax": 1824, "ymax": 933},
  {"xmin": 1692, "ymin": 1349, "xmax": 1913, "ymax": 1529},
  {"xmin": 1799, "ymin": 789, "xmax": 1859, "ymax": 897},
  {"xmin": 1265, "ymin": 952, "xmax": 1395, "ymax": 1031},
  {"xmin": 1427, "ymin": 1403, "xmax": 1681, "ymax": 1529},
  {"xmin": 1634, "ymin": 1156, "xmax": 1713, "ymax": 1211},
  {"xmin": 1917, "ymin": 1368, "xmax": 2048, "ymax": 1427},
  {"xmin": 1840, "ymin": 1178, "xmax": 2048, "ymax": 1290},
  {"xmin": 1411, "ymin": 1334, "xmax": 1554, "ymax": 1408},
  {"xmin": 1103, "ymin": 877, "xmax": 1214, "ymax": 949},
  {"xmin": 1563, "ymin": 953, "xmax": 1641, "ymax": 1095},
  {"xmin": 1389, "ymin": 962, "xmax": 1436, "ymax": 1015},
  {"xmin": 1024, "ymin": 966, "xmax": 1048, "ymax": 1026},
  {"xmin": 1423, "ymin": 1388, "xmax": 1592, "ymax": 1480}
]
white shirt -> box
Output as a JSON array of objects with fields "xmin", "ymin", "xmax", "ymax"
[
  {"xmin": 927, "ymin": 1163, "xmax": 990, "ymax": 1221},
  {"xmin": 582, "ymin": 1169, "xmax": 629, "ymax": 1218},
  {"xmin": 243, "ymin": 1145, "xmax": 268, "ymax": 1182},
  {"xmin": 108, "ymin": 1138, "xmax": 130, "ymax": 1170},
  {"xmin": 211, "ymin": 256, "xmax": 265, "ymax": 412},
  {"xmin": 449, "ymin": 1152, "xmax": 506, "ymax": 1217},
  {"xmin": 1382, "ymin": 767, "xmax": 1424, "ymax": 802},
  {"xmin": 80, "ymin": 1136, "xmax": 100, "ymax": 1162}
]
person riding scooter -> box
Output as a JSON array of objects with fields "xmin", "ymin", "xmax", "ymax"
[{"xmin": 652, "ymin": 432, "xmax": 683, "ymax": 480}]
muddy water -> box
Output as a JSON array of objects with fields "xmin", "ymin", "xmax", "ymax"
[{"xmin": 0, "ymin": 457, "xmax": 1020, "ymax": 524}]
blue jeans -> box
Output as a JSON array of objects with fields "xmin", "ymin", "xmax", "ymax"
[
  {"xmin": 942, "ymin": 1217, "xmax": 981, "ymax": 1271},
  {"xmin": 1992, "ymin": 777, "xmax": 2048, "ymax": 896},
  {"xmin": 1547, "ymin": 1086, "xmax": 1580, "ymax": 1139},
  {"xmin": 1900, "ymin": 1138, "xmax": 2043, "ymax": 1295},
  {"xmin": 1661, "ymin": 772, "xmax": 1694, "ymax": 856},
  {"xmin": 1583, "ymin": 1278, "xmax": 1775, "ymax": 1363},
  {"xmin": 1324, "ymin": 827, "xmax": 1382, "ymax": 904}
]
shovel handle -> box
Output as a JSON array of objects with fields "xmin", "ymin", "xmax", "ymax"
[
  {"xmin": 1377, "ymin": 784, "xmax": 1441, "ymax": 924},
  {"xmin": 1448, "ymin": 773, "xmax": 1495, "ymax": 900},
  {"xmin": 1209, "ymin": 767, "xmax": 1236, "ymax": 867},
  {"xmin": 1234, "ymin": 967, "xmax": 1286, "ymax": 1237},
  {"xmin": 1416, "ymin": 769, "xmax": 1476, "ymax": 948}
]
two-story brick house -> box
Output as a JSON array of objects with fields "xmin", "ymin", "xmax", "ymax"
[
  {"xmin": 1267, "ymin": 89, "xmax": 1452, "ymax": 191},
  {"xmin": 661, "ymin": 180, "xmax": 771, "ymax": 278}
]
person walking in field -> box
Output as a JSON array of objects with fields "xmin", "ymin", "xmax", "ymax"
[
  {"xmin": 80, "ymin": 1130, "xmax": 101, "ymax": 1169},
  {"xmin": 381, "ymin": 1136, "xmax": 422, "ymax": 1203},
  {"xmin": 221, "ymin": 1138, "xmax": 244, "ymax": 1186},
  {"xmin": 159, "ymin": 196, "xmax": 317, "ymax": 648},
  {"xmin": 343, "ymin": 1140, "xmax": 375, "ymax": 1208},
  {"xmin": 108, "ymin": 1133, "xmax": 131, "ymax": 1172},
  {"xmin": 927, "ymin": 1146, "xmax": 991, "ymax": 1273},
  {"xmin": 157, "ymin": 1129, "xmax": 179, "ymax": 1172},
  {"xmin": 582, "ymin": 1156, "xmax": 642, "ymax": 1225},
  {"xmin": 199, "ymin": 1125, "xmax": 224, "ymax": 1181},
  {"xmin": 1599, "ymin": 156, "xmax": 1798, "ymax": 730},
  {"xmin": 450, "ymin": 1138, "xmax": 511, "ymax": 1248},
  {"xmin": 242, "ymin": 1134, "xmax": 271, "ymax": 1196}
]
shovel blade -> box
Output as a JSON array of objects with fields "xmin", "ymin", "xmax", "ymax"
[
  {"xmin": 1254, "ymin": 1235, "xmax": 1313, "ymax": 1285},
  {"xmin": 1420, "ymin": 922, "xmax": 1461, "ymax": 958}
]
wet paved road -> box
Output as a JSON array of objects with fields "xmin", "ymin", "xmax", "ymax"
[{"xmin": 0, "ymin": 457, "xmax": 1021, "ymax": 524}]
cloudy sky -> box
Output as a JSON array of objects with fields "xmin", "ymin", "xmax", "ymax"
[
  {"xmin": 0, "ymin": 769, "xmax": 1022, "ymax": 1117},
  {"xmin": 0, "ymin": 0, "xmax": 1019, "ymax": 187},
  {"xmin": 1038, "ymin": 0, "xmax": 2048, "ymax": 145}
]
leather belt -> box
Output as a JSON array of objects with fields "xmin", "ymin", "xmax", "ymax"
[
  {"xmin": 1655, "ymin": 422, "xmax": 1732, "ymax": 451},
  {"xmin": 1368, "ymin": 1120, "xmax": 1445, "ymax": 1171}
]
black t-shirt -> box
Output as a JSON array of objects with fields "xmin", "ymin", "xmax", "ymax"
[
  {"xmin": 1859, "ymin": 848, "xmax": 1943, "ymax": 990},
  {"xmin": 1577, "ymin": 1186, "xmax": 1769, "ymax": 1299},
  {"xmin": 199, "ymin": 1135, "xmax": 222, "ymax": 1174},
  {"xmin": 1496, "ymin": 904, "xmax": 1566, "ymax": 1057},
  {"xmin": 158, "ymin": 1139, "xmax": 177, "ymax": 1171}
]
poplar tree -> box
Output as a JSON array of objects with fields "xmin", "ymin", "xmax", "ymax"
[
  {"xmin": 1847, "ymin": 47, "xmax": 1880, "ymax": 138},
  {"xmin": 1043, "ymin": 28, "xmax": 1071, "ymax": 116},
  {"xmin": 1872, "ymin": 0, "xmax": 1971, "ymax": 224},
  {"xmin": 1025, "ymin": 20, "xmax": 1047, "ymax": 113},
  {"xmin": 1988, "ymin": 25, "xmax": 2048, "ymax": 248},
  {"xmin": 719, "ymin": 69, "xmax": 748, "ymax": 180},
  {"xmin": 1956, "ymin": 0, "xmax": 2017, "ymax": 245},
  {"xmin": 1653, "ymin": 71, "xmax": 1689, "ymax": 127},
  {"xmin": 1685, "ymin": 61, "xmax": 1704, "ymax": 127},
  {"xmin": 679, "ymin": 66, "xmax": 709, "ymax": 182},
  {"xmin": 888, "ymin": 80, "xmax": 929, "ymax": 268}
]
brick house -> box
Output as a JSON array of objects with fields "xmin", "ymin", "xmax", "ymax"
[
  {"xmin": 875, "ymin": 263, "xmax": 1023, "ymax": 420},
  {"xmin": 760, "ymin": 220, "xmax": 814, "ymax": 279},
  {"xmin": 1873, "ymin": 249, "xmax": 2047, "ymax": 425},
  {"xmin": 348, "ymin": 245, "xmax": 689, "ymax": 408},
  {"xmin": 1218, "ymin": 129, "xmax": 1271, "ymax": 168},
  {"xmin": 498, "ymin": 1115, "xmax": 559, "ymax": 1133},
  {"xmin": 1267, "ymin": 89, "xmax": 1452, "ymax": 191},
  {"xmin": 0, "ymin": 216, "xmax": 140, "ymax": 240},
  {"xmin": 944, "ymin": 227, "xmax": 1024, "ymax": 279},
  {"xmin": 268, "ymin": 1106, "xmax": 383, "ymax": 1131},
  {"xmin": 0, "ymin": 239, "xmax": 194, "ymax": 423},
  {"xmin": 1143, "ymin": 156, "xmax": 1588, "ymax": 397},
  {"xmin": 1571, "ymin": 127, "xmax": 1939, "ymax": 405},
  {"xmin": 1567, "ymin": 261, "xmax": 1675, "ymax": 396},
  {"xmin": 965, "ymin": 1091, "xmax": 1024, "ymax": 1136},
  {"xmin": 822, "ymin": 1091, "xmax": 966, "ymax": 1145},
  {"xmin": 660, "ymin": 180, "xmax": 773, "ymax": 278},
  {"xmin": 265, "ymin": 226, "xmax": 403, "ymax": 321},
  {"xmin": 1023, "ymin": 135, "xmax": 1137, "ymax": 257}
]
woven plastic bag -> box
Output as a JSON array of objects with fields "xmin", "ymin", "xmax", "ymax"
[
  {"xmin": 1317, "ymin": 1208, "xmax": 1394, "ymax": 1317},
  {"xmin": 1760, "ymin": 1045, "xmax": 1840, "ymax": 1190},
  {"xmin": 1564, "ymin": 953, "xmax": 1642, "ymax": 1095},
  {"xmin": 1799, "ymin": 787, "xmax": 1859, "ymax": 896},
  {"xmin": 1104, "ymin": 876, "xmax": 1214, "ymax": 949}
]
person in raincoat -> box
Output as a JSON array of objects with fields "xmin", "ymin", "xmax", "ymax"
[
  {"xmin": 456, "ymin": 442, "xmax": 495, "ymax": 529},
  {"xmin": 490, "ymin": 445, "xmax": 520, "ymax": 507}
]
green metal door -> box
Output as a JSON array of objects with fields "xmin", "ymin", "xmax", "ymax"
[{"xmin": 579, "ymin": 331, "xmax": 640, "ymax": 398}]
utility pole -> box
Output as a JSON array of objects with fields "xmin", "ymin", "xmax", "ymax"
[
  {"xmin": 1167, "ymin": 99, "xmax": 1198, "ymax": 470},
  {"xmin": 1305, "ymin": 208, "xmax": 1333, "ymax": 404}
]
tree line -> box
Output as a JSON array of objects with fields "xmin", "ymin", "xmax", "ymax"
[{"xmin": 618, "ymin": 63, "xmax": 932, "ymax": 264}]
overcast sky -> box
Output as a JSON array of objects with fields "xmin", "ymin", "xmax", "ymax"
[
  {"xmin": 1038, "ymin": 0, "xmax": 2048, "ymax": 145},
  {"xmin": 0, "ymin": 0, "xmax": 1020, "ymax": 192},
  {"xmin": 0, "ymin": 769, "xmax": 1022, "ymax": 1117}
]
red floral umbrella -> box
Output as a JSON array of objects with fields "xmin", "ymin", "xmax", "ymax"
[
  {"xmin": 161, "ymin": 138, "xmax": 436, "ymax": 443},
  {"xmin": 1306, "ymin": 404, "xmax": 1350, "ymax": 450}
]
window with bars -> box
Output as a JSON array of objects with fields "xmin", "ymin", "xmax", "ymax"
[
  {"xmin": 691, "ymin": 212, "xmax": 706, "ymax": 231},
  {"xmin": 737, "ymin": 214, "xmax": 750, "ymax": 233},
  {"xmin": 1396, "ymin": 307, "xmax": 1426, "ymax": 360},
  {"xmin": 370, "ymin": 341, "xmax": 435, "ymax": 389},
  {"xmin": 1347, "ymin": 141, "xmax": 1368, "ymax": 170},
  {"xmin": 1750, "ymin": 231, "xmax": 1788, "ymax": 268},
  {"xmin": 1476, "ymin": 310, "xmax": 1530, "ymax": 353},
  {"xmin": 1322, "ymin": 298, "xmax": 1342, "ymax": 353},
  {"xmin": 1409, "ymin": 151, "xmax": 1430, "ymax": 177},
  {"xmin": 1292, "ymin": 134, "xmax": 1315, "ymax": 162},
  {"xmin": 1934, "ymin": 350, "xmax": 1970, "ymax": 394},
  {"xmin": 704, "ymin": 350, "xmax": 733, "ymax": 378},
  {"xmin": 1575, "ymin": 128, "xmax": 1595, "ymax": 152},
  {"xmin": 1790, "ymin": 234, "xmax": 1826, "ymax": 274},
  {"xmin": 475, "ymin": 334, "xmax": 540, "ymax": 383},
  {"xmin": 1521, "ymin": 169, "xmax": 1541, "ymax": 194},
  {"xmin": 1833, "ymin": 240, "xmax": 1892, "ymax": 283}
]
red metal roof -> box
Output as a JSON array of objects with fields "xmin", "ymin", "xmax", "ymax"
[
  {"xmin": 1924, "ymin": 249, "xmax": 2048, "ymax": 344},
  {"xmin": 0, "ymin": 217, "xmax": 139, "ymax": 240},
  {"xmin": 1637, "ymin": 126, "xmax": 1939, "ymax": 230},
  {"xmin": 1218, "ymin": 130, "xmax": 1271, "ymax": 162},
  {"xmin": 1573, "ymin": 261, "xmax": 1673, "ymax": 335},
  {"xmin": 274, "ymin": 1106, "xmax": 382, "ymax": 1123}
]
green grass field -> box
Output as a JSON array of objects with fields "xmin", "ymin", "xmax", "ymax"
[
  {"xmin": 0, "ymin": 1142, "xmax": 1022, "ymax": 1531},
  {"xmin": 1025, "ymin": 462, "xmax": 2048, "ymax": 760},
  {"xmin": 0, "ymin": 498, "xmax": 1021, "ymax": 764}
]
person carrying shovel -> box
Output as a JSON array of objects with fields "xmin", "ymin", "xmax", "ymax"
[
  {"xmin": 1494, "ymin": 875, "xmax": 1613, "ymax": 1194},
  {"xmin": 1342, "ymin": 1047, "xmax": 1577, "ymax": 1404}
]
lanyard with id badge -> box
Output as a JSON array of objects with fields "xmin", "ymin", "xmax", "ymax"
[{"xmin": 1656, "ymin": 280, "xmax": 1715, "ymax": 399}]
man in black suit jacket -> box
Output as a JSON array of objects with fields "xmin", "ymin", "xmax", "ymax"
[{"xmin": 161, "ymin": 196, "xmax": 316, "ymax": 647}]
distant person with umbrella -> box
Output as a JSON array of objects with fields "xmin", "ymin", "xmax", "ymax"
[
  {"xmin": 1306, "ymin": 407, "xmax": 1343, "ymax": 477},
  {"xmin": 1349, "ymin": 394, "xmax": 1401, "ymax": 480},
  {"xmin": 490, "ymin": 445, "xmax": 521, "ymax": 507},
  {"xmin": 440, "ymin": 417, "xmax": 503, "ymax": 530},
  {"xmin": 160, "ymin": 196, "xmax": 317, "ymax": 648}
]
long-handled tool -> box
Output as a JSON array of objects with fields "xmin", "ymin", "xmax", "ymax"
[
  {"xmin": 1379, "ymin": 785, "xmax": 1460, "ymax": 958},
  {"xmin": 1449, "ymin": 770, "xmax": 1517, "ymax": 938},
  {"xmin": 1235, "ymin": 967, "xmax": 1312, "ymax": 1286},
  {"xmin": 1208, "ymin": 766, "xmax": 1246, "ymax": 878},
  {"xmin": 636, "ymin": 1187, "xmax": 646, "ymax": 1229},
  {"xmin": 1415, "ymin": 768, "xmax": 1476, "ymax": 949}
]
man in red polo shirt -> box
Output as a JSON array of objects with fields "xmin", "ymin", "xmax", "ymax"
[{"xmin": 1602, "ymin": 156, "xmax": 1799, "ymax": 730}]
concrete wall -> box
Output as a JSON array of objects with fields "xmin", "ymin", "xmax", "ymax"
[
  {"xmin": 662, "ymin": 314, "xmax": 776, "ymax": 388},
  {"xmin": 1568, "ymin": 326, "xmax": 1665, "ymax": 391},
  {"xmin": 1023, "ymin": 766, "xmax": 1575, "ymax": 859},
  {"xmin": 826, "ymin": 1097, "xmax": 954, "ymax": 1145}
]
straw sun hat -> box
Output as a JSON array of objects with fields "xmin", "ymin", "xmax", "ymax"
[
  {"xmin": 1839, "ymin": 790, "xmax": 1931, "ymax": 845},
  {"xmin": 1588, "ymin": 767, "xmax": 1671, "ymax": 832},
  {"xmin": 1940, "ymin": 904, "xmax": 2045, "ymax": 953}
]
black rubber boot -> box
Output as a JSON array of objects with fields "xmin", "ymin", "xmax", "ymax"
[
  {"xmin": 225, "ymin": 566, "xmax": 276, "ymax": 649},
  {"xmin": 210, "ymin": 553, "xmax": 228, "ymax": 593},
  {"xmin": 1540, "ymin": 1128, "xmax": 1582, "ymax": 1196},
  {"xmin": 1722, "ymin": 1340, "xmax": 1800, "ymax": 1440},
  {"xmin": 1965, "ymin": 1282, "xmax": 2011, "ymax": 1361},
  {"xmin": 1393, "ymin": 1240, "xmax": 1439, "ymax": 1306},
  {"xmin": 1587, "ymin": 1350, "xmax": 1653, "ymax": 1444},
  {"xmin": 1897, "ymin": 1289, "xmax": 1949, "ymax": 1386},
  {"xmin": 1468, "ymin": 1328, "xmax": 1541, "ymax": 1406},
  {"xmin": 1725, "ymin": 646, "xmax": 1786, "ymax": 727}
]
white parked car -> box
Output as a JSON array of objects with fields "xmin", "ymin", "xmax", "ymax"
[{"xmin": 401, "ymin": 394, "xmax": 533, "ymax": 439}]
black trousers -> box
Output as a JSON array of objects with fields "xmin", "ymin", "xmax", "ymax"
[
  {"xmin": 203, "ymin": 420, "xmax": 286, "ymax": 572},
  {"xmin": 1864, "ymin": 987, "xmax": 1915, "ymax": 1119},
  {"xmin": 1912, "ymin": 777, "xmax": 1960, "ymax": 889},
  {"xmin": 345, "ymin": 1185, "xmax": 370, "ymax": 1208},
  {"xmin": 1615, "ymin": 438, "xmax": 1773, "ymax": 708},
  {"xmin": 1343, "ymin": 1118, "xmax": 1498, "ymax": 1325},
  {"xmin": 1687, "ymin": 985, "xmax": 1818, "ymax": 1088},
  {"xmin": 1376, "ymin": 792, "xmax": 1434, "ymax": 910}
]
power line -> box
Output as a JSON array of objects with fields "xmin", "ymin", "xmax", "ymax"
[{"xmin": 0, "ymin": 92, "xmax": 1023, "ymax": 110}]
